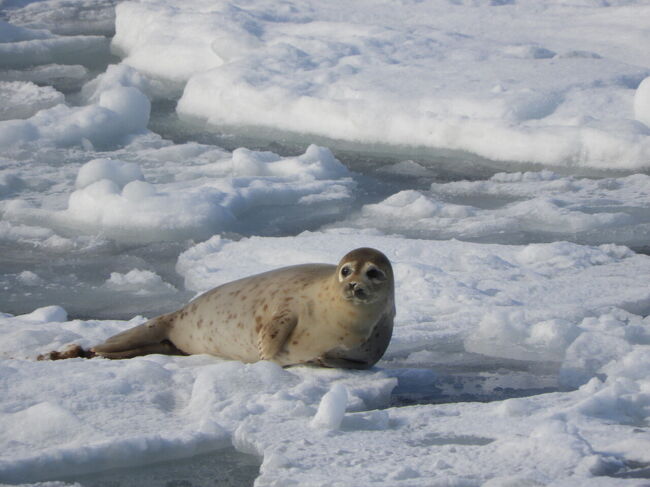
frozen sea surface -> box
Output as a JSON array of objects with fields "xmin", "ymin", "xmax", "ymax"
[{"xmin": 1, "ymin": 0, "xmax": 650, "ymax": 486}]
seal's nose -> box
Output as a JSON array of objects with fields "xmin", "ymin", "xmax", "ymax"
[{"xmin": 347, "ymin": 282, "xmax": 366, "ymax": 299}]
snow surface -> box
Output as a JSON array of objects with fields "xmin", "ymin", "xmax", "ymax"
[
  {"xmin": 1, "ymin": 0, "xmax": 650, "ymax": 486},
  {"xmin": 2, "ymin": 233, "xmax": 650, "ymax": 486},
  {"xmin": 112, "ymin": 0, "xmax": 650, "ymax": 169}
]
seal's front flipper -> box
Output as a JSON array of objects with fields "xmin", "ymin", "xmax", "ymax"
[
  {"xmin": 257, "ymin": 310, "xmax": 297, "ymax": 361},
  {"xmin": 92, "ymin": 313, "xmax": 180, "ymax": 359}
]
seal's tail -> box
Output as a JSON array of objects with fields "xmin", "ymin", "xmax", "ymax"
[{"xmin": 91, "ymin": 313, "xmax": 186, "ymax": 359}]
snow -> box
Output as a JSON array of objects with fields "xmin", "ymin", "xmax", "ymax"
[
  {"xmin": 2, "ymin": 233, "xmax": 650, "ymax": 485},
  {"xmin": 112, "ymin": 0, "xmax": 650, "ymax": 169},
  {"xmin": 311, "ymin": 383, "xmax": 348, "ymax": 430},
  {"xmin": 3, "ymin": 142, "xmax": 354, "ymax": 243},
  {"xmin": 1, "ymin": 0, "xmax": 650, "ymax": 485}
]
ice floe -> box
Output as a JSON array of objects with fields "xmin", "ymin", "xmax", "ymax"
[
  {"xmin": 1, "ymin": 232, "xmax": 649, "ymax": 485},
  {"xmin": 110, "ymin": 0, "xmax": 650, "ymax": 168},
  {"xmin": 335, "ymin": 170, "xmax": 650, "ymax": 247}
]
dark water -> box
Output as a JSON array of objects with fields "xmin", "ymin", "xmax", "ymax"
[
  {"xmin": 47, "ymin": 449, "xmax": 260, "ymax": 487},
  {"xmin": 384, "ymin": 353, "xmax": 560, "ymax": 406}
]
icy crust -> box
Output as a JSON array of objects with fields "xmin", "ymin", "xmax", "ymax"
[
  {"xmin": 113, "ymin": 0, "xmax": 650, "ymax": 168},
  {"xmin": 1, "ymin": 233, "xmax": 650, "ymax": 485},
  {"xmin": 335, "ymin": 170, "xmax": 650, "ymax": 247}
]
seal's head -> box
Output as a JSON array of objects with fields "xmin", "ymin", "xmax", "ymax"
[{"xmin": 336, "ymin": 247, "xmax": 394, "ymax": 305}]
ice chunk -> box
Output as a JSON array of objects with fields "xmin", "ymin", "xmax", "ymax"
[
  {"xmin": 465, "ymin": 311, "xmax": 580, "ymax": 362},
  {"xmin": 81, "ymin": 64, "xmax": 150, "ymax": 103},
  {"xmin": 17, "ymin": 270, "xmax": 44, "ymax": 286},
  {"xmin": 311, "ymin": 384, "xmax": 348, "ymax": 430},
  {"xmin": 75, "ymin": 158, "xmax": 144, "ymax": 189},
  {"xmin": 111, "ymin": 0, "xmax": 650, "ymax": 167},
  {"xmin": 5, "ymin": 142, "xmax": 354, "ymax": 244},
  {"xmin": 634, "ymin": 76, "xmax": 650, "ymax": 128},
  {"xmin": 104, "ymin": 269, "xmax": 176, "ymax": 296},
  {"xmin": 0, "ymin": 32, "xmax": 109, "ymax": 70},
  {"xmin": 20, "ymin": 305, "xmax": 68, "ymax": 323}
]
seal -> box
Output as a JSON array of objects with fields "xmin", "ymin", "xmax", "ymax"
[{"xmin": 91, "ymin": 247, "xmax": 395, "ymax": 369}]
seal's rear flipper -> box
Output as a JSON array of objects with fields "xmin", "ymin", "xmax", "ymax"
[
  {"xmin": 38, "ymin": 344, "xmax": 96, "ymax": 361},
  {"xmin": 93, "ymin": 340, "xmax": 186, "ymax": 359},
  {"xmin": 91, "ymin": 313, "xmax": 183, "ymax": 359}
]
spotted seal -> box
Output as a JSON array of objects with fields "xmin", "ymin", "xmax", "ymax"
[{"xmin": 91, "ymin": 247, "xmax": 395, "ymax": 369}]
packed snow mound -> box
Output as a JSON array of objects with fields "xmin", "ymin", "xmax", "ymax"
[
  {"xmin": 334, "ymin": 171, "xmax": 650, "ymax": 247},
  {"xmin": 113, "ymin": 0, "xmax": 650, "ymax": 168},
  {"xmin": 4, "ymin": 143, "xmax": 355, "ymax": 243}
]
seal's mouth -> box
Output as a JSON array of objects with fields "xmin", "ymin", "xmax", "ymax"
[
  {"xmin": 344, "ymin": 283, "xmax": 371, "ymax": 303},
  {"xmin": 353, "ymin": 287, "xmax": 367, "ymax": 299}
]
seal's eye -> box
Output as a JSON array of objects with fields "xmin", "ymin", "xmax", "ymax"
[
  {"xmin": 366, "ymin": 268, "xmax": 385, "ymax": 280},
  {"xmin": 341, "ymin": 266, "xmax": 351, "ymax": 277}
]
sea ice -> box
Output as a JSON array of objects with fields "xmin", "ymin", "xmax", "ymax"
[
  {"xmin": 0, "ymin": 81, "xmax": 64, "ymax": 120},
  {"xmin": 1, "ymin": 1, "xmax": 650, "ymax": 485},
  {"xmin": 334, "ymin": 170, "xmax": 650, "ymax": 247},
  {"xmin": 3, "ymin": 233, "xmax": 645, "ymax": 485},
  {"xmin": 3, "ymin": 142, "xmax": 355, "ymax": 243},
  {"xmin": 111, "ymin": 0, "xmax": 650, "ymax": 168}
]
